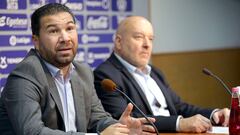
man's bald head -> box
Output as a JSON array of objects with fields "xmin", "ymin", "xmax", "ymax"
[
  {"xmin": 116, "ymin": 16, "xmax": 152, "ymax": 36},
  {"xmin": 114, "ymin": 16, "xmax": 154, "ymax": 71}
]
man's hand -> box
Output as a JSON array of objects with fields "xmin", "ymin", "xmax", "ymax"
[
  {"xmin": 101, "ymin": 123, "xmax": 130, "ymax": 135},
  {"xmin": 137, "ymin": 117, "xmax": 157, "ymax": 135},
  {"xmin": 212, "ymin": 108, "xmax": 230, "ymax": 126},
  {"xmin": 179, "ymin": 114, "xmax": 212, "ymax": 133},
  {"xmin": 119, "ymin": 103, "xmax": 157, "ymax": 135}
]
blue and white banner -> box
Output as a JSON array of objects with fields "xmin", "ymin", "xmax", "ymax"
[{"xmin": 0, "ymin": 0, "xmax": 149, "ymax": 91}]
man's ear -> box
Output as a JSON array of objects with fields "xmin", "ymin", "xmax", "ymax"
[
  {"xmin": 32, "ymin": 35, "xmax": 39, "ymax": 49},
  {"xmin": 114, "ymin": 34, "xmax": 122, "ymax": 50}
]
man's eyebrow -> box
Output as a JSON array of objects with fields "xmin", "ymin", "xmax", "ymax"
[
  {"xmin": 133, "ymin": 32, "xmax": 143, "ymax": 34},
  {"xmin": 67, "ymin": 20, "xmax": 75, "ymax": 25},
  {"xmin": 46, "ymin": 21, "xmax": 75, "ymax": 29},
  {"xmin": 46, "ymin": 24, "xmax": 57, "ymax": 29}
]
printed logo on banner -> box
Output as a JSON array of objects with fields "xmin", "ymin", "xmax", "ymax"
[
  {"xmin": 86, "ymin": 0, "xmax": 109, "ymax": 11},
  {"xmin": 75, "ymin": 15, "xmax": 84, "ymax": 31},
  {"xmin": 29, "ymin": 0, "xmax": 57, "ymax": 10},
  {"xmin": 30, "ymin": 0, "xmax": 83, "ymax": 11},
  {"xmin": 0, "ymin": 14, "xmax": 28, "ymax": 31},
  {"xmin": 112, "ymin": 0, "xmax": 132, "ymax": 12},
  {"xmin": 65, "ymin": 0, "xmax": 84, "ymax": 11},
  {"xmin": 0, "ymin": 50, "xmax": 28, "ymax": 74},
  {"xmin": 0, "ymin": 35, "xmax": 32, "ymax": 47},
  {"xmin": 86, "ymin": 47, "xmax": 110, "ymax": 68},
  {"xmin": 0, "ymin": 0, "xmax": 27, "ymax": 10},
  {"xmin": 112, "ymin": 15, "xmax": 128, "ymax": 29},
  {"xmin": 79, "ymin": 33, "xmax": 114, "ymax": 44},
  {"xmin": 74, "ymin": 48, "xmax": 86, "ymax": 62},
  {"xmin": 86, "ymin": 15, "xmax": 109, "ymax": 30}
]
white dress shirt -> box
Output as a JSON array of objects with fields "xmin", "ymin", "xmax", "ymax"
[
  {"xmin": 114, "ymin": 53, "xmax": 185, "ymax": 131},
  {"xmin": 44, "ymin": 61, "xmax": 77, "ymax": 132},
  {"xmin": 115, "ymin": 53, "xmax": 170, "ymax": 116}
]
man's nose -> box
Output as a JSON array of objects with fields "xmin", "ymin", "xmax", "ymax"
[
  {"xmin": 59, "ymin": 31, "xmax": 70, "ymax": 43},
  {"xmin": 143, "ymin": 37, "xmax": 151, "ymax": 48}
]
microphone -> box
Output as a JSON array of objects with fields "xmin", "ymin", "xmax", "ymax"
[
  {"xmin": 202, "ymin": 68, "xmax": 231, "ymax": 95},
  {"xmin": 101, "ymin": 79, "xmax": 160, "ymax": 135}
]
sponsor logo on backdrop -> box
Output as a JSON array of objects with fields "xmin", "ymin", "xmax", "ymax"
[
  {"xmin": 30, "ymin": 0, "xmax": 47, "ymax": 10},
  {"xmin": 86, "ymin": 0, "xmax": 109, "ymax": 11},
  {"xmin": 7, "ymin": 0, "xmax": 19, "ymax": 9},
  {"xmin": 30, "ymin": 0, "xmax": 83, "ymax": 11},
  {"xmin": 29, "ymin": 0, "xmax": 58, "ymax": 10},
  {"xmin": 87, "ymin": 47, "xmax": 110, "ymax": 68},
  {"xmin": 87, "ymin": 15, "xmax": 109, "ymax": 30},
  {"xmin": 0, "ymin": 35, "xmax": 32, "ymax": 47},
  {"xmin": 112, "ymin": 0, "xmax": 132, "ymax": 12},
  {"xmin": 0, "ymin": 50, "xmax": 28, "ymax": 74},
  {"xmin": 74, "ymin": 48, "xmax": 85, "ymax": 62},
  {"xmin": 112, "ymin": 15, "xmax": 128, "ymax": 29},
  {"xmin": 65, "ymin": 0, "xmax": 84, "ymax": 11},
  {"xmin": 9, "ymin": 35, "xmax": 32, "ymax": 46},
  {"xmin": 0, "ymin": 14, "xmax": 28, "ymax": 31},
  {"xmin": 81, "ymin": 34, "xmax": 99, "ymax": 44},
  {"xmin": 80, "ymin": 33, "xmax": 114, "ymax": 44},
  {"xmin": 0, "ymin": 57, "xmax": 8, "ymax": 70},
  {"xmin": 0, "ymin": 0, "xmax": 27, "ymax": 10}
]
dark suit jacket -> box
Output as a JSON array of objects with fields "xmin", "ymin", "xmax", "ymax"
[
  {"xmin": 0, "ymin": 49, "xmax": 117, "ymax": 135},
  {"xmin": 94, "ymin": 53, "xmax": 213, "ymax": 132}
]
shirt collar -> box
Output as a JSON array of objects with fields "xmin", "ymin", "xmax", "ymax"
[
  {"xmin": 114, "ymin": 53, "xmax": 151, "ymax": 75},
  {"xmin": 43, "ymin": 60, "xmax": 75, "ymax": 78}
]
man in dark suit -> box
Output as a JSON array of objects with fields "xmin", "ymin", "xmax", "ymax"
[
  {"xmin": 94, "ymin": 16, "xmax": 230, "ymax": 133},
  {"xmin": 0, "ymin": 4, "xmax": 156, "ymax": 135}
]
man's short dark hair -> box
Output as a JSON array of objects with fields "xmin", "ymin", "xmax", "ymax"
[{"xmin": 31, "ymin": 3, "xmax": 76, "ymax": 36}]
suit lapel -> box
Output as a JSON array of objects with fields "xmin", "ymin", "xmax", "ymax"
[
  {"xmin": 109, "ymin": 53, "xmax": 153, "ymax": 114},
  {"xmin": 70, "ymin": 70, "xmax": 86, "ymax": 132},
  {"xmin": 44, "ymin": 61, "xmax": 87, "ymax": 131},
  {"xmin": 38, "ymin": 52, "xmax": 65, "ymax": 121},
  {"xmin": 45, "ymin": 72, "xmax": 65, "ymax": 119}
]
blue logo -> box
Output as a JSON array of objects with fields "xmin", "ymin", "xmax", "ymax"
[
  {"xmin": 29, "ymin": 0, "xmax": 83, "ymax": 11},
  {"xmin": 0, "ymin": 35, "xmax": 33, "ymax": 47},
  {"xmin": 86, "ymin": 15, "xmax": 109, "ymax": 30},
  {"xmin": 0, "ymin": 50, "xmax": 28, "ymax": 74},
  {"xmin": 74, "ymin": 48, "xmax": 86, "ymax": 62},
  {"xmin": 86, "ymin": 47, "xmax": 110, "ymax": 68},
  {"xmin": 86, "ymin": 0, "xmax": 109, "ymax": 11},
  {"xmin": 112, "ymin": 0, "xmax": 132, "ymax": 12},
  {"xmin": 29, "ymin": 0, "xmax": 58, "ymax": 10},
  {"xmin": 65, "ymin": 0, "xmax": 84, "ymax": 11},
  {"xmin": 112, "ymin": 15, "xmax": 128, "ymax": 29},
  {"xmin": 0, "ymin": 14, "xmax": 28, "ymax": 31},
  {"xmin": 0, "ymin": 0, "xmax": 27, "ymax": 10},
  {"xmin": 79, "ymin": 33, "xmax": 114, "ymax": 44}
]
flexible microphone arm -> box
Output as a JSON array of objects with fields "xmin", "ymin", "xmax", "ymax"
[
  {"xmin": 101, "ymin": 79, "xmax": 160, "ymax": 135},
  {"xmin": 202, "ymin": 68, "xmax": 231, "ymax": 95},
  {"xmin": 114, "ymin": 87, "xmax": 160, "ymax": 135}
]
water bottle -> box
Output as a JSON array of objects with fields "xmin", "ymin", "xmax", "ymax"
[{"xmin": 229, "ymin": 86, "xmax": 240, "ymax": 135}]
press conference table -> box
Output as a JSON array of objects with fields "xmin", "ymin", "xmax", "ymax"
[
  {"xmin": 159, "ymin": 126, "xmax": 228, "ymax": 135},
  {"xmin": 160, "ymin": 133, "xmax": 227, "ymax": 135}
]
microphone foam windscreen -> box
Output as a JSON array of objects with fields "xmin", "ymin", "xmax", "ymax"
[
  {"xmin": 202, "ymin": 68, "xmax": 212, "ymax": 76},
  {"xmin": 101, "ymin": 79, "xmax": 117, "ymax": 91}
]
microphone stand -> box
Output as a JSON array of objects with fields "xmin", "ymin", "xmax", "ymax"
[
  {"xmin": 202, "ymin": 68, "xmax": 231, "ymax": 95},
  {"xmin": 115, "ymin": 87, "xmax": 160, "ymax": 135}
]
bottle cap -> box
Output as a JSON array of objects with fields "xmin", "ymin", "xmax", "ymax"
[{"xmin": 232, "ymin": 87, "xmax": 240, "ymax": 93}]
